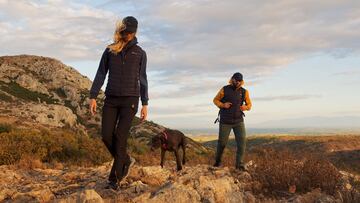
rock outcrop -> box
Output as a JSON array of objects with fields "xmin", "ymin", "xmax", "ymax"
[
  {"xmin": 0, "ymin": 162, "xmax": 357, "ymax": 203},
  {"xmin": 0, "ymin": 55, "xmax": 101, "ymax": 136}
]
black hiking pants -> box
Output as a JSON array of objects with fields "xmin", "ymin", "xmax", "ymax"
[{"xmin": 101, "ymin": 95, "xmax": 138, "ymax": 182}]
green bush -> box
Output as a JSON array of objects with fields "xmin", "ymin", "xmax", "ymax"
[
  {"xmin": 0, "ymin": 91, "xmax": 13, "ymax": 102},
  {"xmin": 54, "ymin": 87, "xmax": 67, "ymax": 98},
  {"xmin": 0, "ymin": 127, "xmax": 111, "ymax": 166},
  {"xmin": 0, "ymin": 123, "xmax": 12, "ymax": 133},
  {"xmin": 0, "ymin": 81, "xmax": 58, "ymax": 104},
  {"xmin": 128, "ymin": 137, "xmax": 149, "ymax": 155}
]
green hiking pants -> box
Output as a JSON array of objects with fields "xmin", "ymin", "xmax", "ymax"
[{"xmin": 215, "ymin": 121, "xmax": 246, "ymax": 168}]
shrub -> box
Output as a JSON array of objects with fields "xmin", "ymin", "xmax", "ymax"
[
  {"xmin": 0, "ymin": 123, "xmax": 12, "ymax": 133},
  {"xmin": 17, "ymin": 155, "xmax": 44, "ymax": 170},
  {"xmin": 128, "ymin": 138, "xmax": 148, "ymax": 155},
  {"xmin": 248, "ymin": 147, "xmax": 342, "ymax": 196},
  {"xmin": 0, "ymin": 81, "xmax": 58, "ymax": 104},
  {"xmin": 0, "ymin": 127, "xmax": 111, "ymax": 166},
  {"xmin": 54, "ymin": 87, "xmax": 67, "ymax": 98},
  {"xmin": 0, "ymin": 91, "xmax": 13, "ymax": 102}
]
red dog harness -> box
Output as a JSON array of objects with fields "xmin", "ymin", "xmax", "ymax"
[{"xmin": 161, "ymin": 131, "xmax": 169, "ymax": 150}]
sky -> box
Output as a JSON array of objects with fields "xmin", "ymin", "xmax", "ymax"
[{"xmin": 1, "ymin": 0, "xmax": 359, "ymax": 129}]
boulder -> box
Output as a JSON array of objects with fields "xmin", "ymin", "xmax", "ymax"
[{"xmin": 56, "ymin": 189, "xmax": 103, "ymax": 203}]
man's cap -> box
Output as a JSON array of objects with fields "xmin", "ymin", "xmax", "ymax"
[{"xmin": 232, "ymin": 72, "xmax": 243, "ymax": 81}]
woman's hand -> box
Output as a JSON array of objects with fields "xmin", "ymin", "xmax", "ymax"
[
  {"xmin": 89, "ymin": 99, "xmax": 97, "ymax": 116},
  {"xmin": 140, "ymin": 105, "xmax": 148, "ymax": 121}
]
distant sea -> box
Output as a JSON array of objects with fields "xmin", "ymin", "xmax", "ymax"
[{"xmin": 179, "ymin": 127, "xmax": 360, "ymax": 137}]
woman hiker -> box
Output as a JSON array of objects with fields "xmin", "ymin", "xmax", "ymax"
[
  {"xmin": 213, "ymin": 72, "xmax": 252, "ymax": 171},
  {"xmin": 89, "ymin": 16, "xmax": 148, "ymax": 190}
]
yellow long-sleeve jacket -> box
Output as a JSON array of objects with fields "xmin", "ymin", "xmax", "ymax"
[{"xmin": 213, "ymin": 86, "xmax": 252, "ymax": 111}]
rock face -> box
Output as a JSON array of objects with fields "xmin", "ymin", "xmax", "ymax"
[
  {"xmin": 0, "ymin": 162, "xmax": 356, "ymax": 203},
  {"xmin": 0, "ymin": 55, "xmax": 101, "ymax": 136}
]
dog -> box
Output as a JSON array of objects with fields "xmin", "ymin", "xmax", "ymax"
[{"xmin": 150, "ymin": 128, "xmax": 187, "ymax": 171}]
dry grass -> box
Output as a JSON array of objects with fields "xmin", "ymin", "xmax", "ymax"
[
  {"xmin": 0, "ymin": 124, "xmax": 112, "ymax": 167},
  {"xmin": 247, "ymin": 148, "xmax": 342, "ymax": 196},
  {"xmin": 189, "ymin": 134, "xmax": 218, "ymax": 142},
  {"xmin": 203, "ymin": 134, "xmax": 360, "ymax": 174},
  {"xmin": 17, "ymin": 155, "xmax": 45, "ymax": 170}
]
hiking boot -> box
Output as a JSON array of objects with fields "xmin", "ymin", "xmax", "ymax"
[
  {"xmin": 213, "ymin": 161, "xmax": 221, "ymax": 167},
  {"xmin": 236, "ymin": 165, "xmax": 248, "ymax": 172},
  {"xmin": 120, "ymin": 156, "xmax": 136, "ymax": 182},
  {"xmin": 105, "ymin": 181, "xmax": 119, "ymax": 190}
]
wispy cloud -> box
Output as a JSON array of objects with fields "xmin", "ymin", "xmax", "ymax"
[
  {"xmin": 332, "ymin": 70, "xmax": 360, "ymax": 76},
  {"xmin": 2, "ymin": 0, "xmax": 359, "ymax": 80},
  {"xmin": 253, "ymin": 94, "xmax": 322, "ymax": 101},
  {"xmin": 0, "ymin": 0, "xmax": 116, "ymax": 61}
]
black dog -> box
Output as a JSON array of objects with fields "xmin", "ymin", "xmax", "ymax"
[{"xmin": 150, "ymin": 129, "xmax": 187, "ymax": 171}]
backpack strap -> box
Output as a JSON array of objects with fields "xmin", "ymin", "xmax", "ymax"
[
  {"xmin": 241, "ymin": 88, "xmax": 246, "ymax": 102},
  {"xmin": 214, "ymin": 110, "xmax": 220, "ymax": 124},
  {"xmin": 240, "ymin": 87, "xmax": 246, "ymax": 117}
]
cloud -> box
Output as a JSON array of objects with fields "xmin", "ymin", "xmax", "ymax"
[
  {"xmin": 2, "ymin": 1, "xmax": 359, "ymax": 80},
  {"xmin": 332, "ymin": 70, "xmax": 360, "ymax": 76},
  {"xmin": 133, "ymin": 0, "xmax": 360, "ymax": 97},
  {"xmin": 0, "ymin": 0, "xmax": 116, "ymax": 61},
  {"xmin": 137, "ymin": 0, "xmax": 360, "ymax": 74},
  {"xmin": 149, "ymin": 104, "xmax": 215, "ymax": 118},
  {"xmin": 253, "ymin": 94, "xmax": 322, "ymax": 101}
]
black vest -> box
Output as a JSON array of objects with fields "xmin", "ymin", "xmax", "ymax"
[
  {"xmin": 105, "ymin": 40, "xmax": 144, "ymax": 97},
  {"xmin": 219, "ymin": 85, "xmax": 246, "ymax": 124}
]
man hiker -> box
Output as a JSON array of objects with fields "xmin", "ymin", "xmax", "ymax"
[
  {"xmin": 89, "ymin": 16, "xmax": 148, "ymax": 190},
  {"xmin": 213, "ymin": 72, "xmax": 252, "ymax": 171}
]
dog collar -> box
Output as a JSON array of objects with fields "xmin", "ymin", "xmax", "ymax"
[{"xmin": 161, "ymin": 131, "xmax": 168, "ymax": 150}]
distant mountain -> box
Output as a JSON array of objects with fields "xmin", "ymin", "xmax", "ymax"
[{"xmin": 251, "ymin": 116, "xmax": 360, "ymax": 128}]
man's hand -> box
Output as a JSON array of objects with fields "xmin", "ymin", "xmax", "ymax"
[
  {"xmin": 140, "ymin": 105, "xmax": 148, "ymax": 121},
  {"xmin": 240, "ymin": 105, "xmax": 247, "ymax": 111},
  {"xmin": 223, "ymin": 102, "xmax": 232, "ymax": 109},
  {"xmin": 89, "ymin": 99, "xmax": 97, "ymax": 116}
]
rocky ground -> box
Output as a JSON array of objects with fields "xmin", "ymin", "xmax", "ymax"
[{"xmin": 1, "ymin": 161, "xmax": 358, "ymax": 203}]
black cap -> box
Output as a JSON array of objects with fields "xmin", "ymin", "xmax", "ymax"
[
  {"xmin": 122, "ymin": 16, "xmax": 138, "ymax": 33},
  {"xmin": 232, "ymin": 72, "xmax": 243, "ymax": 81}
]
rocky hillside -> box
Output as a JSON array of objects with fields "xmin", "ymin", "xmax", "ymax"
[
  {"xmin": 0, "ymin": 161, "xmax": 359, "ymax": 203},
  {"xmin": 0, "ymin": 55, "xmax": 100, "ymax": 136},
  {"xmin": 0, "ymin": 55, "xmax": 209, "ymax": 154}
]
